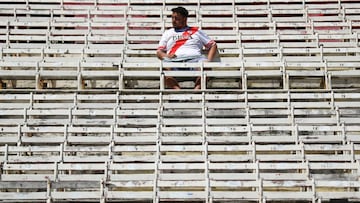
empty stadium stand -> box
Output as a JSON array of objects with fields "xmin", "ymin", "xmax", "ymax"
[{"xmin": 0, "ymin": 0, "xmax": 360, "ymax": 202}]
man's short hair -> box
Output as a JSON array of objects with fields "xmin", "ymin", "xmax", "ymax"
[{"xmin": 171, "ymin": 7, "xmax": 188, "ymax": 17}]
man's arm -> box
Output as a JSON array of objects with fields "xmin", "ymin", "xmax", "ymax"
[
  {"xmin": 206, "ymin": 43, "xmax": 218, "ymax": 62},
  {"xmin": 157, "ymin": 30, "xmax": 177, "ymax": 60},
  {"xmin": 157, "ymin": 49, "xmax": 176, "ymax": 60}
]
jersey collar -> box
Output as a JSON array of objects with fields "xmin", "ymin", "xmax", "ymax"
[{"xmin": 175, "ymin": 26, "xmax": 190, "ymax": 32}]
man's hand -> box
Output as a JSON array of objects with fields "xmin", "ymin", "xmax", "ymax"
[
  {"xmin": 157, "ymin": 50, "xmax": 176, "ymax": 60},
  {"xmin": 167, "ymin": 53, "xmax": 177, "ymax": 58}
]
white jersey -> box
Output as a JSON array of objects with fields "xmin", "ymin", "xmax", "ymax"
[{"xmin": 157, "ymin": 26, "xmax": 216, "ymax": 58}]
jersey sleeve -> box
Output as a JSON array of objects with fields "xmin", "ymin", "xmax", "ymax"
[
  {"xmin": 198, "ymin": 29, "xmax": 216, "ymax": 49},
  {"xmin": 157, "ymin": 31, "xmax": 169, "ymax": 52}
]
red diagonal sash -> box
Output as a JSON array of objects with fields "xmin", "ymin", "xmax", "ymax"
[{"xmin": 169, "ymin": 27, "xmax": 198, "ymax": 55}]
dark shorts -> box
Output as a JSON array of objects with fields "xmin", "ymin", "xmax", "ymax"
[{"xmin": 163, "ymin": 56, "xmax": 207, "ymax": 71}]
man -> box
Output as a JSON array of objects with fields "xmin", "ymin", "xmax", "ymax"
[{"xmin": 156, "ymin": 6, "xmax": 218, "ymax": 89}]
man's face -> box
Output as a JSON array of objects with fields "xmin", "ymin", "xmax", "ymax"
[{"xmin": 171, "ymin": 12, "xmax": 187, "ymax": 29}]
